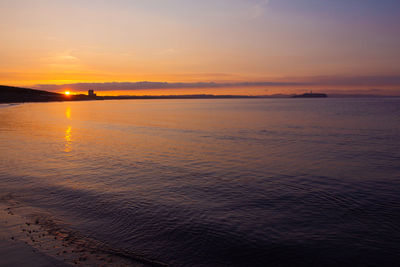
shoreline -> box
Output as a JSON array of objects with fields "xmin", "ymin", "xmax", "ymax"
[
  {"xmin": 0, "ymin": 103, "xmax": 21, "ymax": 108},
  {"xmin": 0, "ymin": 198, "xmax": 166, "ymax": 266}
]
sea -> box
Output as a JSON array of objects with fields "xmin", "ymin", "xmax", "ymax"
[{"xmin": 1, "ymin": 98, "xmax": 400, "ymax": 266}]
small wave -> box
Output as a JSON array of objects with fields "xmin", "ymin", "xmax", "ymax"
[
  {"xmin": 0, "ymin": 196, "xmax": 168, "ymax": 267},
  {"xmin": 0, "ymin": 103, "xmax": 21, "ymax": 108}
]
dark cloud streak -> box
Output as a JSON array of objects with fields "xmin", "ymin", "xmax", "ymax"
[
  {"xmin": 34, "ymin": 75, "xmax": 400, "ymax": 92},
  {"xmin": 35, "ymin": 81, "xmax": 304, "ymax": 91}
]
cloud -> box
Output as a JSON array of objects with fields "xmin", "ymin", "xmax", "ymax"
[
  {"xmin": 154, "ymin": 48, "xmax": 178, "ymax": 56},
  {"xmin": 248, "ymin": 0, "xmax": 270, "ymax": 18},
  {"xmin": 34, "ymin": 81, "xmax": 302, "ymax": 92},
  {"xmin": 40, "ymin": 51, "xmax": 81, "ymax": 69},
  {"xmin": 298, "ymin": 75, "xmax": 400, "ymax": 86},
  {"xmin": 43, "ymin": 51, "xmax": 80, "ymax": 64},
  {"xmin": 33, "ymin": 75, "xmax": 400, "ymax": 92}
]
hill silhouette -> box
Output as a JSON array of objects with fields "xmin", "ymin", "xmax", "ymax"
[
  {"xmin": 0, "ymin": 85, "xmax": 66, "ymax": 103},
  {"xmin": 0, "ymin": 85, "xmax": 98, "ymax": 103}
]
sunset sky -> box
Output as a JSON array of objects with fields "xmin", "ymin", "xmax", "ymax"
[{"xmin": 1, "ymin": 0, "xmax": 399, "ymax": 95}]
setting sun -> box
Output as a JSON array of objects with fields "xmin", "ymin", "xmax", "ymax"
[{"xmin": 64, "ymin": 91, "xmax": 71, "ymax": 96}]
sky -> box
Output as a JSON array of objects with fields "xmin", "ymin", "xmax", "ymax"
[{"xmin": 1, "ymin": 0, "xmax": 400, "ymax": 95}]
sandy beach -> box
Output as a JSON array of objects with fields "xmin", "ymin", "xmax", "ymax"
[
  {"xmin": 0, "ymin": 238, "xmax": 68, "ymax": 267},
  {"xmin": 0, "ymin": 198, "xmax": 159, "ymax": 267}
]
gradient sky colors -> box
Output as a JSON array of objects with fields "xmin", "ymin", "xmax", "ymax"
[{"xmin": 1, "ymin": 0, "xmax": 400, "ymax": 95}]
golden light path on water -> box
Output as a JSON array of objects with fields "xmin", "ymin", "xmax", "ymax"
[
  {"xmin": 64, "ymin": 126, "xmax": 72, "ymax": 153},
  {"xmin": 64, "ymin": 106, "xmax": 72, "ymax": 153},
  {"xmin": 65, "ymin": 107, "xmax": 71, "ymax": 119}
]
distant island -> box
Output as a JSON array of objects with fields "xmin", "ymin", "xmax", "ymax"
[
  {"xmin": 292, "ymin": 92, "xmax": 328, "ymax": 98},
  {"xmin": 0, "ymin": 85, "xmax": 332, "ymax": 103}
]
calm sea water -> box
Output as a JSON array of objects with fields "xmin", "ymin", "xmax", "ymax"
[{"xmin": 1, "ymin": 98, "xmax": 400, "ymax": 266}]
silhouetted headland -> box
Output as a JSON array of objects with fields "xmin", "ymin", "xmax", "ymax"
[{"xmin": 0, "ymin": 85, "xmax": 100, "ymax": 103}]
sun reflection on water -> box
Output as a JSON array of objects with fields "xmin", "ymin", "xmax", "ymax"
[
  {"xmin": 64, "ymin": 126, "xmax": 72, "ymax": 153},
  {"xmin": 64, "ymin": 106, "xmax": 72, "ymax": 152},
  {"xmin": 65, "ymin": 107, "xmax": 71, "ymax": 119}
]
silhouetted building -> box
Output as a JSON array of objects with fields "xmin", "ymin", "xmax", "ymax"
[{"xmin": 88, "ymin": 90, "xmax": 96, "ymax": 97}]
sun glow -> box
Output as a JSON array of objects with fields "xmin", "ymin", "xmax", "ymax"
[{"xmin": 64, "ymin": 91, "xmax": 71, "ymax": 95}]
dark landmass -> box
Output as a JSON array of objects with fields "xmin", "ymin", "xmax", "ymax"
[
  {"xmin": 0, "ymin": 85, "xmax": 63, "ymax": 102},
  {"xmin": 1, "ymin": 85, "xmax": 293, "ymax": 103},
  {"xmin": 292, "ymin": 92, "xmax": 328, "ymax": 98},
  {"xmin": 3, "ymin": 84, "xmax": 397, "ymax": 104},
  {"xmin": 328, "ymin": 93, "xmax": 397, "ymax": 98},
  {"xmin": 102, "ymin": 94, "xmax": 286, "ymax": 100},
  {"xmin": 0, "ymin": 85, "xmax": 99, "ymax": 103}
]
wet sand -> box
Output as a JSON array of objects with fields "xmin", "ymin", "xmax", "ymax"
[
  {"xmin": 0, "ymin": 198, "xmax": 165, "ymax": 266},
  {"xmin": 0, "ymin": 238, "xmax": 68, "ymax": 267}
]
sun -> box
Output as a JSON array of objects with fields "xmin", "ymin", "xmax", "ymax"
[{"xmin": 64, "ymin": 91, "xmax": 71, "ymax": 96}]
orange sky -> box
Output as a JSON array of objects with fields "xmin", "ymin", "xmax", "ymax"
[{"xmin": 1, "ymin": 0, "xmax": 399, "ymax": 95}]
